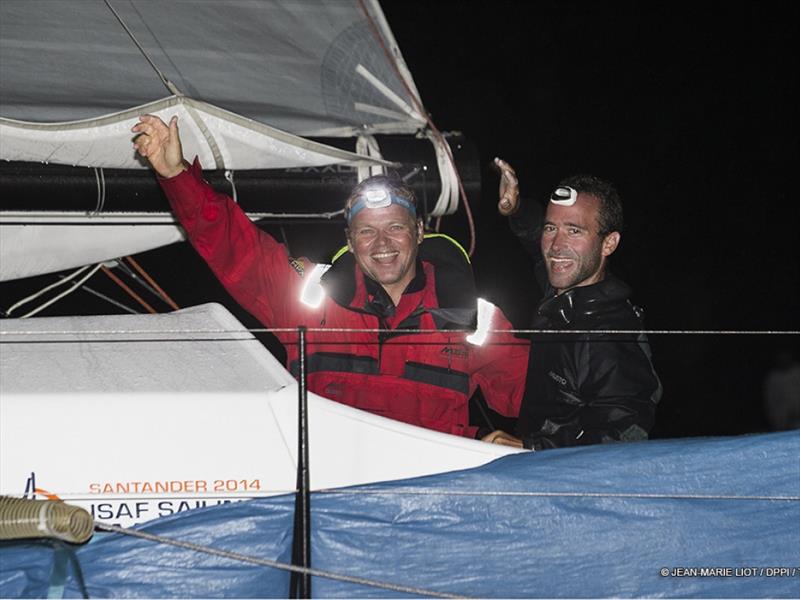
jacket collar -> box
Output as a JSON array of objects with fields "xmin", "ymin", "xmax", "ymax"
[
  {"xmin": 320, "ymin": 235, "xmax": 478, "ymax": 328},
  {"xmin": 536, "ymin": 274, "xmax": 632, "ymax": 327}
]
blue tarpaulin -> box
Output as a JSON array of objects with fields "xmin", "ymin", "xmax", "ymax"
[{"xmin": 2, "ymin": 431, "xmax": 798, "ymax": 598}]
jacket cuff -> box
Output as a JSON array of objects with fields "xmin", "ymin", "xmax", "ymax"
[
  {"xmin": 475, "ymin": 426, "xmax": 493, "ymax": 440},
  {"xmin": 157, "ymin": 156, "xmax": 201, "ymax": 184}
]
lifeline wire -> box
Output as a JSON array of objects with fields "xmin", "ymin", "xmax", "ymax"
[
  {"xmin": 27, "ymin": 487, "xmax": 800, "ymax": 503},
  {"xmin": 94, "ymin": 523, "xmax": 464, "ymax": 599},
  {"xmin": 318, "ymin": 488, "xmax": 800, "ymax": 502},
  {"xmin": 1, "ymin": 327, "xmax": 797, "ymax": 339}
]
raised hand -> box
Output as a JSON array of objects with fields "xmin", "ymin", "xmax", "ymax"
[
  {"xmin": 494, "ymin": 157, "xmax": 520, "ymax": 216},
  {"xmin": 132, "ymin": 114, "xmax": 186, "ymax": 179}
]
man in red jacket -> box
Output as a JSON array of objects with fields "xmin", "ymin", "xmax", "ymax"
[{"xmin": 133, "ymin": 115, "xmax": 528, "ymax": 438}]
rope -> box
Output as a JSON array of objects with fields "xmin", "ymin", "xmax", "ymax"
[
  {"xmin": 91, "ymin": 167, "xmax": 106, "ymax": 215},
  {"xmin": 94, "ymin": 523, "xmax": 464, "ymax": 599},
  {"xmin": 11, "ymin": 264, "xmax": 104, "ymax": 319},
  {"xmin": 4, "ymin": 265, "xmax": 91, "ymax": 316}
]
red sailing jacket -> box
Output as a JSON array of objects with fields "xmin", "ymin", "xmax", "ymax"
[{"xmin": 160, "ymin": 161, "xmax": 529, "ymax": 437}]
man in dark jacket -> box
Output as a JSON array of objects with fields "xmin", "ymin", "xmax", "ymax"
[{"xmin": 484, "ymin": 159, "xmax": 662, "ymax": 450}]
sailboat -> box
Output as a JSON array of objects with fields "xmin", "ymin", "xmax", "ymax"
[{"xmin": 1, "ymin": 2, "xmax": 797, "ymax": 598}]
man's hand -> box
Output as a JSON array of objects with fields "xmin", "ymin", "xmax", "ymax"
[
  {"xmin": 481, "ymin": 429, "xmax": 524, "ymax": 448},
  {"xmin": 494, "ymin": 157, "xmax": 520, "ymax": 216},
  {"xmin": 132, "ymin": 114, "xmax": 187, "ymax": 179}
]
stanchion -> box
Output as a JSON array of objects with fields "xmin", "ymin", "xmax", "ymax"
[{"xmin": 289, "ymin": 326, "xmax": 311, "ymax": 598}]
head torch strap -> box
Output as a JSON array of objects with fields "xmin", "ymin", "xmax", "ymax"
[
  {"xmin": 550, "ymin": 186, "xmax": 578, "ymax": 206},
  {"xmin": 346, "ymin": 191, "xmax": 416, "ymax": 223}
]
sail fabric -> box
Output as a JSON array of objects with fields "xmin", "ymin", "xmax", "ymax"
[
  {"xmin": 1, "ymin": 431, "xmax": 797, "ymax": 598},
  {"xmin": 0, "ymin": 216, "xmax": 186, "ymax": 282},
  {"xmin": 0, "ymin": 96, "xmax": 391, "ymax": 171},
  {"xmin": 0, "ymin": 0, "xmax": 426, "ymax": 168}
]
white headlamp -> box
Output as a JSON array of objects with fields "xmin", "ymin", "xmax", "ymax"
[
  {"xmin": 550, "ymin": 186, "xmax": 578, "ymax": 206},
  {"xmin": 345, "ymin": 187, "xmax": 416, "ymax": 222}
]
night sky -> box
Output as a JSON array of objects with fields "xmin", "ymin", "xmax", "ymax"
[{"xmin": 380, "ymin": 0, "xmax": 799, "ymax": 436}]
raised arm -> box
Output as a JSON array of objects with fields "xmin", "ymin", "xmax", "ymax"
[
  {"xmin": 130, "ymin": 114, "xmax": 307, "ymax": 334},
  {"xmin": 495, "ymin": 157, "xmax": 520, "ymax": 217},
  {"xmin": 494, "ymin": 157, "xmax": 547, "ymax": 289}
]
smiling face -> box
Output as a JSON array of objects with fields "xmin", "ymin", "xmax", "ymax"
[
  {"xmin": 346, "ymin": 203, "xmax": 424, "ymax": 305},
  {"xmin": 541, "ymin": 192, "xmax": 620, "ymax": 294}
]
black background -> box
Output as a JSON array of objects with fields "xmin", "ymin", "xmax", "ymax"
[{"xmin": 380, "ymin": 0, "xmax": 799, "ymax": 437}]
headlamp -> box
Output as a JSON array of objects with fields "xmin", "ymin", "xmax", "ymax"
[
  {"xmin": 345, "ymin": 187, "xmax": 416, "ymax": 223},
  {"xmin": 550, "ymin": 186, "xmax": 578, "ymax": 206}
]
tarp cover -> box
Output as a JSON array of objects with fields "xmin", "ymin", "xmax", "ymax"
[{"xmin": 2, "ymin": 431, "xmax": 798, "ymax": 598}]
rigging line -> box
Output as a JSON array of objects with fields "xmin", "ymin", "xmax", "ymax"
[
  {"xmin": 114, "ymin": 260, "xmax": 165, "ymax": 301},
  {"xmin": 123, "ymin": 256, "xmax": 180, "ymax": 310},
  {"xmin": 91, "ymin": 167, "xmax": 106, "ymax": 215},
  {"xmin": 94, "ymin": 523, "xmax": 464, "ymax": 599},
  {"xmin": 0, "ymin": 208, "xmax": 344, "ymax": 227},
  {"xmin": 17, "ymin": 264, "xmax": 104, "ymax": 319},
  {"xmin": 319, "ymin": 489, "xmax": 800, "ymax": 502},
  {"xmin": 103, "ymin": 0, "xmax": 180, "ymax": 96},
  {"xmin": 101, "ymin": 265, "xmax": 157, "ymax": 314},
  {"xmin": 3, "ymin": 265, "xmax": 91, "ymax": 316},
  {"xmin": 356, "ymin": 0, "xmax": 477, "ymax": 256},
  {"xmin": 224, "ymin": 169, "xmax": 238, "ymax": 204},
  {"xmin": 60, "ymin": 274, "xmax": 140, "ymax": 315}
]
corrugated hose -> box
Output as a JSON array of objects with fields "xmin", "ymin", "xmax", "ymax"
[{"xmin": 0, "ymin": 496, "xmax": 93, "ymax": 543}]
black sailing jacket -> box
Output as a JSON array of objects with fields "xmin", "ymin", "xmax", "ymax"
[{"xmin": 510, "ymin": 200, "xmax": 662, "ymax": 450}]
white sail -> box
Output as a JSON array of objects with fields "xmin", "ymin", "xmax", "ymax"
[
  {"xmin": 0, "ymin": 1, "xmax": 462, "ymax": 281},
  {"xmin": 0, "ymin": 0, "xmax": 427, "ymax": 166}
]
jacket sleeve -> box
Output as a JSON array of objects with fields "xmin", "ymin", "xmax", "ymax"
[
  {"xmin": 523, "ymin": 335, "xmax": 662, "ymax": 450},
  {"xmin": 508, "ymin": 198, "xmax": 549, "ymax": 292},
  {"xmin": 470, "ymin": 306, "xmax": 530, "ymax": 419},
  {"xmin": 158, "ymin": 159, "xmax": 308, "ymax": 331}
]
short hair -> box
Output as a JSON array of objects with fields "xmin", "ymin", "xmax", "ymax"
[
  {"xmin": 558, "ymin": 174, "xmax": 623, "ymax": 235},
  {"xmin": 345, "ymin": 175, "xmax": 418, "ymax": 217}
]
